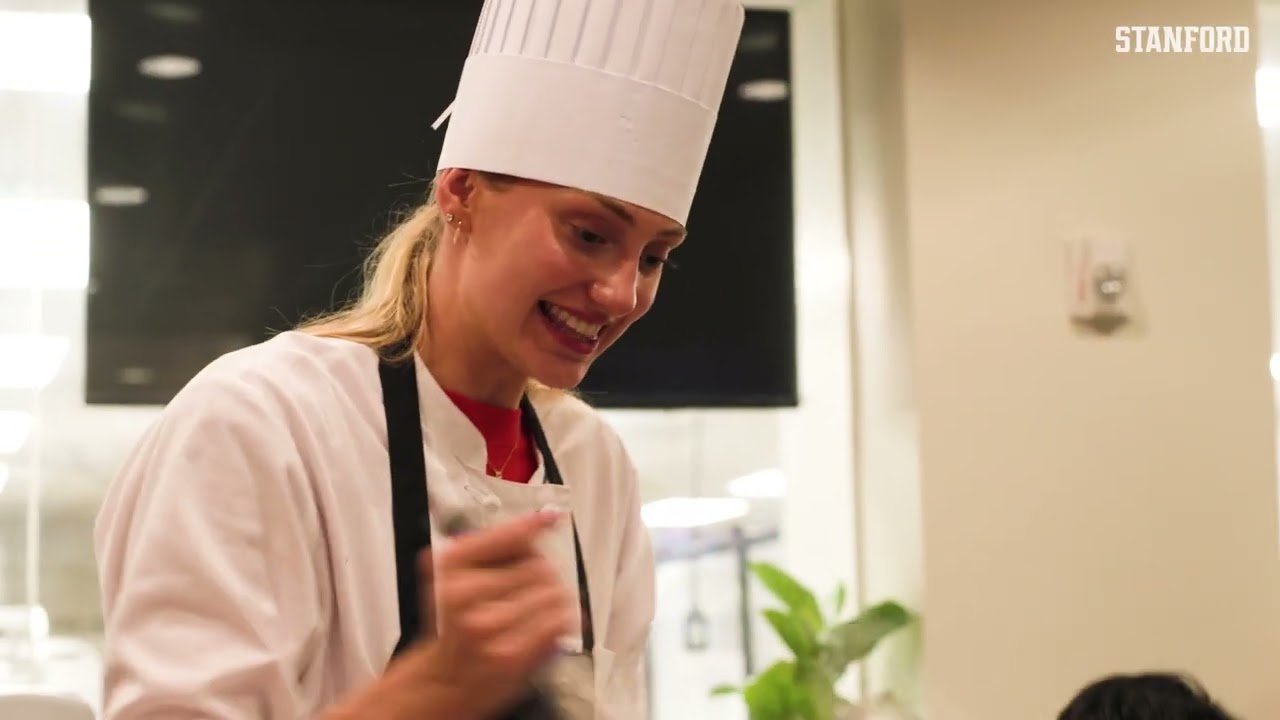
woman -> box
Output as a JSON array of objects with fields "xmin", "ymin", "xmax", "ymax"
[{"xmin": 94, "ymin": 0, "xmax": 745, "ymax": 718}]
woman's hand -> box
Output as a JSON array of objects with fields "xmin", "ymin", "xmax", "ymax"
[
  {"xmin": 428, "ymin": 510, "xmax": 573, "ymax": 709},
  {"xmin": 326, "ymin": 510, "xmax": 572, "ymax": 720}
]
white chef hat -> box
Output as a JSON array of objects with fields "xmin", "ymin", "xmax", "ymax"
[{"xmin": 432, "ymin": 0, "xmax": 746, "ymax": 226}]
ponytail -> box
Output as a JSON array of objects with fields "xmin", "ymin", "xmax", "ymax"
[{"xmin": 296, "ymin": 184, "xmax": 444, "ymax": 360}]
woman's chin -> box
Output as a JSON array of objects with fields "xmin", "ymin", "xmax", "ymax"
[{"xmin": 527, "ymin": 358, "xmax": 592, "ymax": 393}]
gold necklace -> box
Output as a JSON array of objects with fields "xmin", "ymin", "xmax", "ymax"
[{"xmin": 488, "ymin": 443, "xmax": 520, "ymax": 479}]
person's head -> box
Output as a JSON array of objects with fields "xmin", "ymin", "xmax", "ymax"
[
  {"xmin": 299, "ymin": 0, "xmax": 744, "ymax": 401},
  {"xmin": 296, "ymin": 170, "xmax": 683, "ymax": 394},
  {"xmin": 427, "ymin": 168, "xmax": 684, "ymax": 390},
  {"xmin": 1057, "ymin": 673, "xmax": 1236, "ymax": 720}
]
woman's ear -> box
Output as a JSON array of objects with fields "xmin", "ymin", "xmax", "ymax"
[{"xmin": 434, "ymin": 168, "xmax": 477, "ymax": 225}]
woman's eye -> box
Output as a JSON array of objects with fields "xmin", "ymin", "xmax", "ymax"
[
  {"xmin": 576, "ymin": 227, "xmax": 607, "ymax": 245},
  {"xmin": 644, "ymin": 254, "xmax": 679, "ymax": 271}
]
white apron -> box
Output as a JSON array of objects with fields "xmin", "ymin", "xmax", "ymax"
[{"xmin": 378, "ymin": 348, "xmax": 605, "ymax": 719}]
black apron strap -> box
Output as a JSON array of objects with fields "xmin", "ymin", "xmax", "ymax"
[
  {"xmin": 379, "ymin": 353, "xmax": 431, "ymax": 658},
  {"xmin": 520, "ymin": 396, "xmax": 596, "ymax": 654},
  {"xmin": 379, "ymin": 352, "xmax": 596, "ymax": 660}
]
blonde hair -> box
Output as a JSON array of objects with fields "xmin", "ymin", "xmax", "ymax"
[
  {"xmin": 296, "ymin": 181, "xmax": 445, "ymax": 362},
  {"xmin": 297, "ymin": 172, "xmax": 567, "ymax": 398}
]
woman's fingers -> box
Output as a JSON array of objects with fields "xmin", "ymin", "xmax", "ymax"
[
  {"xmin": 440, "ymin": 554, "xmax": 558, "ymax": 608},
  {"xmin": 455, "ymin": 581, "xmax": 574, "ymax": 643},
  {"xmin": 439, "ymin": 511, "xmax": 561, "ymax": 569},
  {"xmin": 424, "ymin": 512, "xmax": 575, "ymax": 682}
]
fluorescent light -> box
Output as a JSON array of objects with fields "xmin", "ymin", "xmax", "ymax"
[
  {"xmin": 0, "ymin": 604, "xmax": 49, "ymax": 643},
  {"xmin": 641, "ymin": 497, "xmax": 750, "ymax": 529},
  {"xmin": 738, "ymin": 30, "xmax": 781, "ymax": 53},
  {"xmin": 738, "ymin": 79, "xmax": 790, "ymax": 103},
  {"xmin": 0, "ymin": 411, "xmax": 33, "ymax": 454},
  {"xmin": 115, "ymin": 100, "xmax": 169, "ymax": 124},
  {"xmin": 0, "ymin": 11, "xmax": 91, "ymax": 94},
  {"xmin": 1257, "ymin": 66, "xmax": 1280, "ymax": 129},
  {"xmin": 117, "ymin": 366, "xmax": 156, "ymax": 386},
  {"xmin": 0, "ymin": 198, "xmax": 89, "ymax": 289},
  {"xmin": 146, "ymin": 2, "xmax": 204, "ymax": 25},
  {"xmin": 94, "ymin": 185, "xmax": 149, "ymax": 207},
  {"xmin": 138, "ymin": 54, "xmax": 202, "ymax": 80},
  {"xmin": 727, "ymin": 468, "xmax": 787, "ymax": 498},
  {"xmin": 0, "ymin": 334, "xmax": 69, "ymax": 390}
]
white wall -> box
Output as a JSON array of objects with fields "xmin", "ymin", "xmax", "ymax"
[
  {"xmin": 771, "ymin": 0, "xmax": 860, "ymax": 612},
  {"xmin": 903, "ymin": 1, "xmax": 1280, "ymax": 719},
  {"xmin": 837, "ymin": 0, "xmax": 925, "ymax": 708},
  {"xmin": 1259, "ymin": 3, "xmax": 1280, "ymax": 416}
]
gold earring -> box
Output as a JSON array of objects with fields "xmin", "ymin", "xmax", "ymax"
[{"xmin": 445, "ymin": 212, "xmax": 462, "ymax": 244}]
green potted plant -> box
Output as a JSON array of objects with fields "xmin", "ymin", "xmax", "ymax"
[{"xmin": 711, "ymin": 562, "xmax": 918, "ymax": 720}]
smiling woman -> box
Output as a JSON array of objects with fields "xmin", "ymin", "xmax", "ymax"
[
  {"xmin": 296, "ymin": 169, "xmax": 688, "ymax": 402},
  {"xmin": 429, "ymin": 171, "xmax": 689, "ymax": 399},
  {"xmin": 93, "ymin": 0, "xmax": 747, "ymax": 718}
]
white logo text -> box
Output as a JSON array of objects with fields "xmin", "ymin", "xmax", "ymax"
[{"xmin": 1115, "ymin": 25, "xmax": 1250, "ymax": 53}]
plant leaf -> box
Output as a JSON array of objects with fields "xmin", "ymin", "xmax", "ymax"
[
  {"xmin": 799, "ymin": 667, "xmax": 836, "ymax": 720},
  {"xmin": 832, "ymin": 582, "xmax": 847, "ymax": 618},
  {"xmin": 785, "ymin": 681, "xmax": 819, "ymax": 720},
  {"xmin": 740, "ymin": 658, "xmax": 831, "ymax": 720},
  {"xmin": 750, "ymin": 562, "xmax": 825, "ymax": 634},
  {"xmin": 824, "ymin": 600, "xmax": 915, "ymax": 676},
  {"xmin": 763, "ymin": 608, "xmax": 816, "ymax": 658},
  {"xmin": 743, "ymin": 661, "xmax": 801, "ymax": 720},
  {"xmin": 710, "ymin": 684, "xmax": 741, "ymax": 697}
]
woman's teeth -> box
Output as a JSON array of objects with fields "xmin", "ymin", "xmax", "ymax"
[{"xmin": 544, "ymin": 303, "xmax": 604, "ymax": 339}]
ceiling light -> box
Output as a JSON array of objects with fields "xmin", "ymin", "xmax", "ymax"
[
  {"xmin": 0, "ymin": 10, "xmax": 90, "ymax": 94},
  {"xmin": 0, "ymin": 198, "xmax": 89, "ymax": 289},
  {"xmin": 738, "ymin": 79, "xmax": 790, "ymax": 103},
  {"xmin": 727, "ymin": 468, "xmax": 787, "ymax": 498},
  {"xmin": 0, "ymin": 411, "xmax": 34, "ymax": 454},
  {"xmin": 0, "ymin": 334, "xmax": 69, "ymax": 390},
  {"xmin": 93, "ymin": 185, "xmax": 149, "ymax": 207},
  {"xmin": 0, "ymin": 604, "xmax": 49, "ymax": 643},
  {"xmin": 145, "ymin": 1, "xmax": 203, "ymax": 25},
  {"xmin": 114, "ymin": 100, "xmax": 169, "ymax": 124},
  {"xmin": 1257, "ymin": 66, "xmax": 1280, "ymax": 129},
  {"xmin": 641, "ymin": 497, "xmax": 750, "ymax": 529},
  {"xmin": 137, "ymin": 54, "xmax": 202, "ymax": 80},
  {"xmin": 738, "ymin": 31, "xmax": 780, "ymax": 53},
  {"xmin": 116, "ymin": 366, "xmax": 156, "ymax": 386}
]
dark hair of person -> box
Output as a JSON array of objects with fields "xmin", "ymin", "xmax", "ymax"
[{"xmin": 1057, "ymin": 672, "xmax": 1237, "ymax": 720}]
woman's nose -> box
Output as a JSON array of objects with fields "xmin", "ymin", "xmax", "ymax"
[{"xmin": 589, "ymin": 263, "xmax": 639, "ymax": 317}]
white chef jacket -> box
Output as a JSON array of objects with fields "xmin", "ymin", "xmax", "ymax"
[{"xmin": 93, "ymin": 331, "xmax": 656, "ymax": 719}]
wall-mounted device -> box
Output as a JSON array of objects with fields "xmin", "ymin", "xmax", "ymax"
[{"xmin": 1065, "ymin": 233, "xmax": 1133, "ymax": 334}]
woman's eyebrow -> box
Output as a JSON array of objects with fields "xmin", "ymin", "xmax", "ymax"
[{"xmin": 586, "ymin": 193, "xmax": 685, "ymax": 239}]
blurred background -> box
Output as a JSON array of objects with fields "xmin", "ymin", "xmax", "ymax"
[{"xmin": 4, "ymin": 0, "xmax": 1280, "ymax": 718}]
